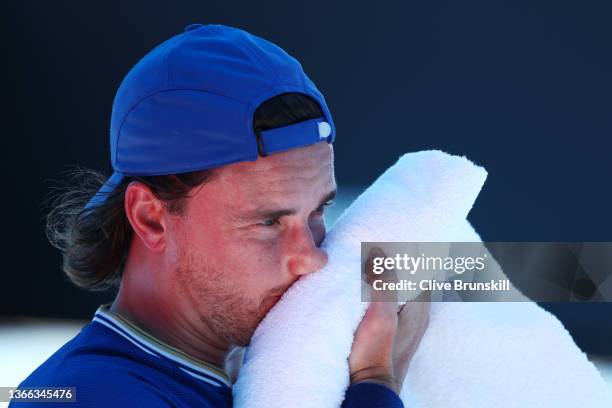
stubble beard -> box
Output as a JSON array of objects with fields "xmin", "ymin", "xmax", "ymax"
[{"xmin": 176, "ymin": 253, "xmax": 270, "ymax": 347}]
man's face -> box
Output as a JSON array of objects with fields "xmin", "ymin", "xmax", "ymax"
[{"xmin": 165, "ymin": 141, "xmax": 336, "ymax": 346}]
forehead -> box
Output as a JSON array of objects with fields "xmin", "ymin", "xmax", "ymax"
[
  {"xmin": 216, "ymin": 141, "xmax": 335, "ymax": 194},
  {"xmin": 197, "ymin": 141, "xmax": 336, "ymax": 211}
]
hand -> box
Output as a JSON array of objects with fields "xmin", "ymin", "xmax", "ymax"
[{"xmin": 348, "ymin": 247, "xmax": 430, "ymax": 394}]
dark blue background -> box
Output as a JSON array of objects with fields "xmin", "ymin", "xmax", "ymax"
[{"xmin": 2, "ymin": 1, "xmax": 611, "ymax": 353}]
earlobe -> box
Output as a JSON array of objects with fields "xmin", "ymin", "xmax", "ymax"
[{"xmin": 124, "ymin": 182, "xmax": 167, "ymax": 252}]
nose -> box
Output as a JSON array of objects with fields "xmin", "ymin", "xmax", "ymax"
[{"xmin": 285, "ymin": 224, "xmax": 329, "ymax": 277}]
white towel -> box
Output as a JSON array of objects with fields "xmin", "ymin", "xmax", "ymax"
[
  {"xmin": 398, "ymin": 219, "xmax": 611, "ymax": 407},
  {"xmin": 233, "ymin": 150, "xmax": 611, "ymax": 407}
]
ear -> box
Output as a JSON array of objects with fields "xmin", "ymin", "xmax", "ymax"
[{"xmin": 124, "ymin": 181, "xmax": 167, "ymax": 252}]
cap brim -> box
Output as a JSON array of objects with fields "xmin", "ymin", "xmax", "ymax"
[{"xmin": 84, "ymin": 171, "xmax": 125, "ymax": 210}]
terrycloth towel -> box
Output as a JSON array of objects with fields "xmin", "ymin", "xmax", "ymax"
[
  {"xmin": 232, "ymin": 150, "xmax": 611, "ymax": 407},
  {"xmin": 398, "ymin": 219, "xmax": 611, "ymax": 407}
]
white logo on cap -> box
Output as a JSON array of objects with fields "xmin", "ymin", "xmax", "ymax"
[{"xmin": 318, "ymin": 121, "xmax": 332, "ymax": 139}]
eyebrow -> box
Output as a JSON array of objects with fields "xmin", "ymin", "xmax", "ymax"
[{"xmin": 239, "ymin": 189, "xmax": 337, "ymax": 222}]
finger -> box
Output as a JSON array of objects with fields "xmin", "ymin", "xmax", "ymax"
[
  {"xmin": 350, "ymin": 301, "xmax": 398, "ymax": 366},
  {"xmin": 364, "ymin": 247, "xmax": 399, "ymax": 304},
  {"xmin": 396, "ymin": 300, "xmax": 430, "ymax": 351},
  {"xmin": 414, "ymin": 288, "xmax": 432, "ymax": 303},
  {"xmin": 364, "ymin": 246, "xmax": 385, "ymax": 286},
  {"xmin": 369, "ymin": 295, "xmax": 400, "ymax": 327},
  {"xmin": 392, "ymin": 300, "xmax": 430, "ymax": 383}
]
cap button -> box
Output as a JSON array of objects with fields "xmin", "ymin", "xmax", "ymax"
[
  {"xmin": 184, "ymin": 23, "xmax": 204, "ymax": 32},
  {"xmin": 318, "ymin": 121, "xmax": 332, "ymax": 139}
]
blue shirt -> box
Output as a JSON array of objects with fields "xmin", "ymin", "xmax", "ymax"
[{"xmin": 11, "ymin": 305, "xmax": 403, "ymax": 407}]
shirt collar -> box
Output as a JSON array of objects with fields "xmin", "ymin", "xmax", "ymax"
[{"xmin": 92, "ymin": 303, "xmax": 231, "ymax": 388}]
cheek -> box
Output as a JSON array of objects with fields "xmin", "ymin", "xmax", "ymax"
[
  {"xmin": 228, "ymin": 236, "xmax": 283, "ymax": 289},
  {"xmin": 198, "ymin": 229, "xmax": 285, "ymax": 299},
  {"xmin": 173, "ymin": 222, "xmax": 218, "ymax": 263},
  {"xmin": 174, "ymin": 213, "xmax": 285, "ymax": 296},
  {"xmin": 168, "ymin": 217, "xmax": 227, "ymax": 283}
]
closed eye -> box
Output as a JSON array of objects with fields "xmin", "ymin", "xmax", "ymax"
[
  {"xmin": 256, "ymin": 200, "xmax": 336, "ymax": 227},
  {"xmin": 257, "ymin": 218, "xmax": 281, "ymax": 227},
  {"xmin": 314, "ymin": 199, "xmax": 336, "ymax": 214}
]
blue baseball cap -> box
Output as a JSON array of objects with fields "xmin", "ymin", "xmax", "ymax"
[{"xmin": 85, "ymin": 23, "xmax": 336, "ymax": 210}]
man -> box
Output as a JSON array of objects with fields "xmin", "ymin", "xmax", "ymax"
[{"xmin": 14, "ymin": 24, "xmax": 429, "ymax": 407}]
